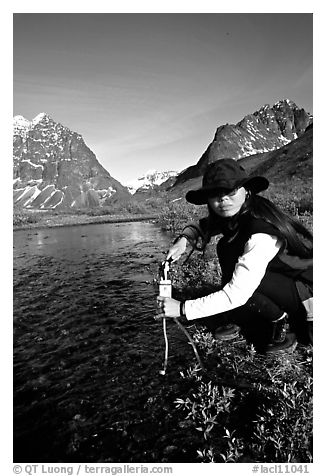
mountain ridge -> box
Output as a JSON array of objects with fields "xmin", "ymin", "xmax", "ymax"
[
  {"xmin": 126, "ymin": 169, "xmax": 178, "ymax": 195},
  {"xmin": 174, "ymin": 99, "xmax": 312, "ymax": 186},
  {"xmin": 13, "ymin": 113, "xmax": 131, "ymax": 210},
  {"xmin": 165, "ymin": 122, "xmax": 313, "ymax": 202},
  {"xmin": 13, "ymin": 99, "xmax": 313, "ymax": 212}
]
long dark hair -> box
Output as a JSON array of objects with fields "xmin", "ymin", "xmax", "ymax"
[{"xmin": 207, "ymin": 193, "xmax": 312, "ymax": 258}]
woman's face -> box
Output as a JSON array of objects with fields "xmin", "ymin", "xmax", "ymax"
[{"xmin": 207, "ymin": 186, "xmax": 247, "ymax": 217}]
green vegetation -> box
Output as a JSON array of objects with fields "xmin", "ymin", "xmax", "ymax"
[
  {"xmin": 85, "ymin": 197, "xmax": 162, "ymax": 216},
  {"xmin": 13, "ymin": 207, "xmax": 157, "ymax": 230},
  {"xmin": 173, "ymin": 338, "xmax": 312, "ymax": 462},
  {"xmin": 265, "ymin": 180, "xmax": 312, "ymax": 216},
  {"xmin": 264, "ymin": 180, "xmax": 313, "ymax": 230},
  {"xmin": 155, "ymin": 181, "xmax": 313, "ymax": 462},
  {"xmin": 157, "ymin": 200, "xmax": 205, "ymax": 233},
  {"xmin": 13, "ymin": 209, "xmax": 42, "ymax": 226}
]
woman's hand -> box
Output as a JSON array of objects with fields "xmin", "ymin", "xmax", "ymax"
[
  {"xmin": 166, "ymin": 237, "xmax": 187, "ymax": 262},
  {"xmin": 156, "ymin": 296, "xmax": 181, "ymax": 319}
]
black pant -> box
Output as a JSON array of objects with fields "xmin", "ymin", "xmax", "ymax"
[{"xmin": 198, "ymin": 271, "xmax": 309, "ymax": 346}]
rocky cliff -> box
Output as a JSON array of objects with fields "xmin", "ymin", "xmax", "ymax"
[
  {"xmin": 174, "ymin": 99, "xmax": 312, "ymax": 185},
  {"xmin": 13, "ymin": 113, "xmax": 131, "ymax": 209},
  {"xmin": 167, "ymin": 122, "xmax": 313, "ymax": 202}
]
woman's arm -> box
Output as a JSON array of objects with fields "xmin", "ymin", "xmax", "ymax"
[
  {"xmin": 166, "ymin": 219, "xmax": 210, "ymax": 261},
  {"xmin": 184, "ymin": 233, "xmax": 282, "ymax": 320}
]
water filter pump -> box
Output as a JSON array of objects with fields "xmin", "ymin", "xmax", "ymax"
[
  {"xmin": 157, "ymin": 259, "xmax": 204, "ymax": 375},
  {"xmin": 159, "ymin": 260, "xmax": 172, "ymax": 298}
]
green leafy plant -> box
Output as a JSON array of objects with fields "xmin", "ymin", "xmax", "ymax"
[
  {"xmin": 13, "ymin": 210, "xmax": 40, "ymax": 226},
  {"xmin": 173, "ymin": 330, "xmax": 313, "ymax": 462},
  {"xmin": 156, "ymin": 199, "xmax": 205, "ymax": 234}
]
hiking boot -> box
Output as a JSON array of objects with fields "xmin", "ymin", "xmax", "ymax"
[
  {"xmin": 265, "ymin": 334, "xmax": 297, "ymax": 355},
  {"xmin": 264, "ymin": 313, "xmax": 297, "ymax": 354},
  {"xmin": 214, "ymin": 323, "xmax": 241, "ymax": 341}
]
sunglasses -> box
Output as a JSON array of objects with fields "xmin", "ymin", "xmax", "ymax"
[{"xmin": 209, "ymin": 187, "xmax": 241, "ymax": 200}]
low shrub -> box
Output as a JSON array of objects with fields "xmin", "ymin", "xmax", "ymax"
[
  {"xmin": 264, "ymin": 180, "xmax": 313, "ymax": 217},
  {"xmin": 86, "ymin": 200, "xmax": 159, "ymax": 217},
  {"xmin": 156, "ymin": 200, "xmax": 205, "ymax": 234},
  {"xmin": 13, "ymin": 210, "xmax": 40, "ymax": 226},
  {"xmin": 174, "ymin": 334, "xmax": 313, "ymax": 462}
]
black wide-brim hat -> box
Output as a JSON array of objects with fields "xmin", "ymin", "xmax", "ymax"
[{"xmin": 186, "ymin": 158, "xmax": 269, "ymax": 205}]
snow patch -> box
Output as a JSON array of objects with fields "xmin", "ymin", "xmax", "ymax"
[
  {"xmin": 280, "ymin": 136, "xmax": 291, "ymax": 145},
  {"xmin": 21, "ymin": 159, "xmax": 43, "ymax": 169},
  {"xmin": 31, "ymin": 113, "xmax": 47, "ymax": 126},
  {"xmin": 13, "ymin": 115, "xmax": 31, "ymax": 138},
  {"xmin": 127, "ymin": 169, "xmax": 178, "ymax": 194},
  {"xmin": 105, "ymin": 187, "xmax": 116, "ymax": 198},
  {"xmin": 24, "ymin": 187, "xmax": 42, "ymax": 207},
  {"xmin": 14, "ymin": 186, "xmax": 41, "ymax": 207},
  {"xmin": 13, "ymin": 115, "xmax": 30, "ymax": 127},
  {"xmin": 40, "ymin": 188, "xmax": 57, "ymax": 208},
  {"xmin": 13, "ymin": 113, "xmax": 50, "ymax": 137},
  {"xmin": 51, "ymin": 194, "xmax": 64, "ymax": 209}
]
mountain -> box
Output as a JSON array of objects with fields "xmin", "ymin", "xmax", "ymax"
[
  {"xmin": 126, "ymin": 169, "xmax": 178, "ymax": 194},
  {"xmin": 167, "ymin": 122, "xmax": 313, "ymax": 201},
  {"xmin": 238, "ymin": 123, "xmax": 313, "ymax": 182},
  {"xmin": 174, "ymin": 99, "xmax": 312, "ymax": 185},
  {"xmin": 13, "ymin": 113, "xmax": 131, "ymax": 210}
]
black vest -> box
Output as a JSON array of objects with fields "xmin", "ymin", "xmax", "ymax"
[{"xmin": 216, "ymin": 216, "xmax": 312, "ymax": 286}]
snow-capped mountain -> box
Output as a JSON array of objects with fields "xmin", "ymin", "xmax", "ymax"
[
  {"xmin": 126, "ymin": 169, "xmax": 178, "ymax": 194},
  {"xmin": 13, "ymin": 115, "xmax": 32, "ymax": 138},
  {"xmin": 168, "ymin": 123, "xmax": 313, "ymax": 202},
  {"xmin": 13, "ymin": 113, "xmax": 131, "ymax": 209},
  {"xmin": 175, "ymin": 99, "xmax": 313, "ymax": 185}
]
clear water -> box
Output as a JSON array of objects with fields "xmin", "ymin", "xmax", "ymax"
[{"xmin": 13, "ymin": 222, "xmax": 194, "ymax": 462}]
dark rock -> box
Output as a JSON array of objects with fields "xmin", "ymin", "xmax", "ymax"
[
  {"xmin": 174, "ymin": 99, "xmax": 312, "ymax": 184},
  {"xmin": 13, "ymin": 113, "xmax": 131, "ymax": 210}
]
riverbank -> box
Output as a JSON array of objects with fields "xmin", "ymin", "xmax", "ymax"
[
  {"xmin": 13, "ymin": 212, "xmax": 158, "ymax": 231},
  {"xmin": 14, "ymin": 207, "xmax": 313, "ymax": 462}
]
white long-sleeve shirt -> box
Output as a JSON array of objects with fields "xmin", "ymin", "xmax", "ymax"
[{"xmin": 184, "ymin": 233, "xmax": 282, "ymax": 321}]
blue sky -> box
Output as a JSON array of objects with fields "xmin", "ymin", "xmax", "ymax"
[{"xmin": 13, "ymin": 12, "xmax": 313, "ymax": 184}]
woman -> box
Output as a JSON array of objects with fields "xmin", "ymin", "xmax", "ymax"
[{"xmin": 156, "ymin": 159, "xmax": 313, "ymax": 354}]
